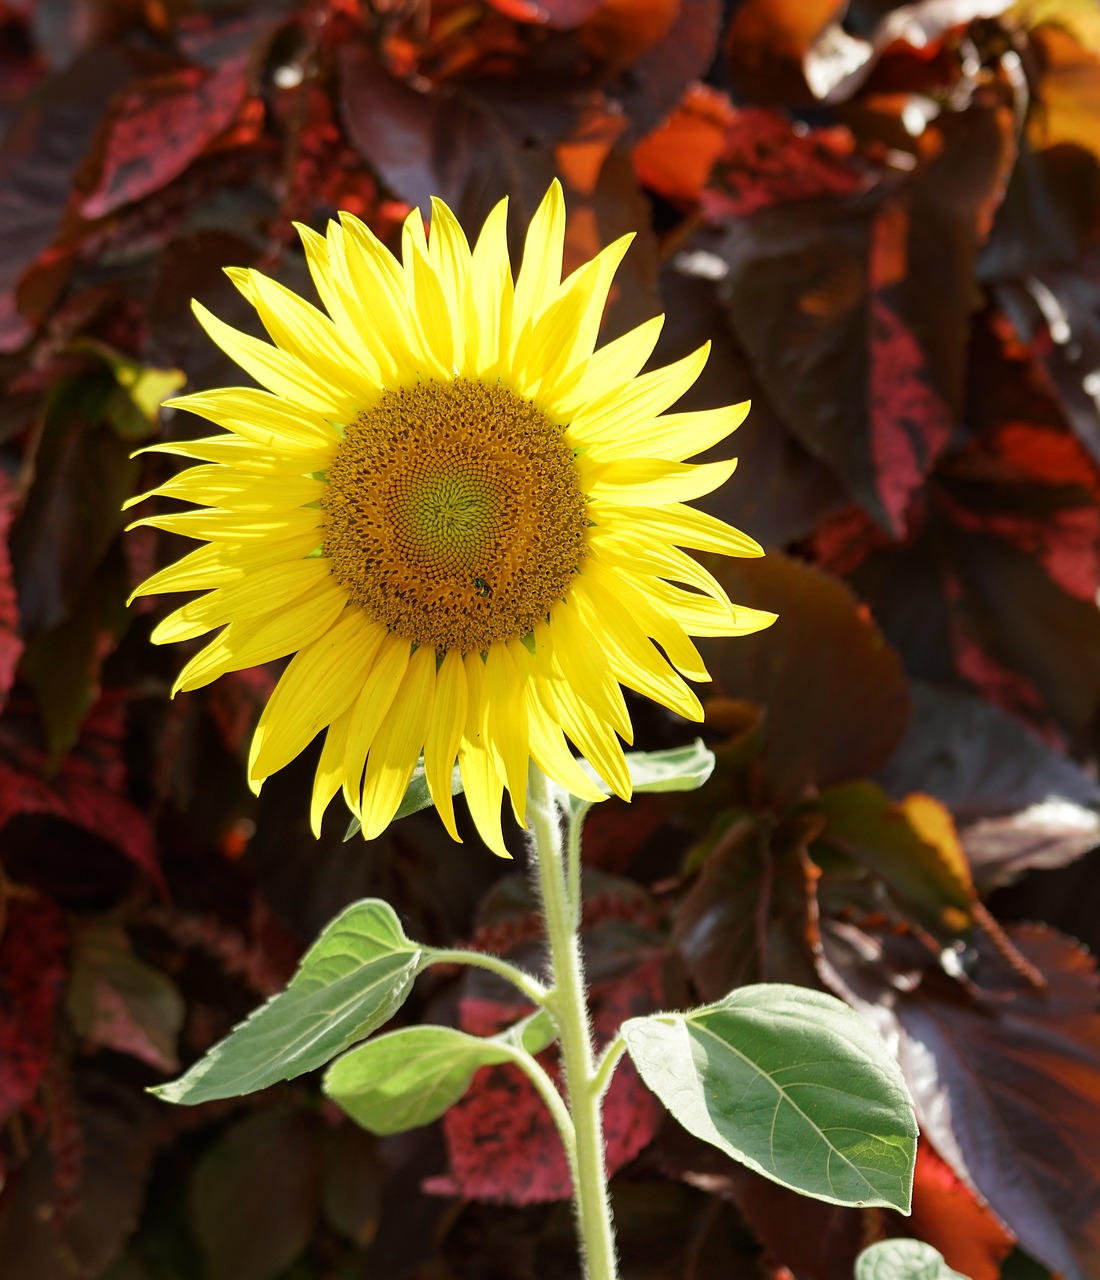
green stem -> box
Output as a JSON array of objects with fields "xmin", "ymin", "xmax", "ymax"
[
  {"xmin": 528, "ymin": 766, "xmax": 619, "ymax": 1280},
  {"xmin": 426, "ymin": 948, "xmax": 548, "ymax": 1005},
  {"xmin": 500, "ymin": 1047, "xmax": 578, "ymax": 1168},
  {"xmin": 591, "ymin": 1035, "xmax": 626, "ymax": 1101}
]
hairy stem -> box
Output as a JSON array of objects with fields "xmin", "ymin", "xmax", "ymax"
[{"xmin": 528, "ymin": 767, "xmax": 619, "ymax": 1280}]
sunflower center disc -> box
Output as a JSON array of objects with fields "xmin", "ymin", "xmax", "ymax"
[{"xmin": 322, "ymin": 378, "xmax": 589, "ymax": 654}]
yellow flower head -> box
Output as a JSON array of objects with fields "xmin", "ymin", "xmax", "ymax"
[{"xmin": 127, "ymin": 182, "xmax": 775, "ymax": 856}]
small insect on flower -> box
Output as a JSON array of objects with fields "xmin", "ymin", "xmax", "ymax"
[{"xmin": 126, "ymin": 182, "xmax": 775, "ymax": 856}]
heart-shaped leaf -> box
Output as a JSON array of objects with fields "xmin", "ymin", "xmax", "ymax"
[{"xmin": 622, "ymin": 983, "xmax": 917, "ymax": 1211}]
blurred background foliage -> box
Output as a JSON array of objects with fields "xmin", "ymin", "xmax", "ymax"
[{"xmin": 1, "ymin": 0, "xmax": 1100, "ymax": 1276}]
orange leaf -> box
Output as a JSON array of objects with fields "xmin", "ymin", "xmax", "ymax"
[
  {"xmin": 633, "ymin": 82, "xmax": 734, "ymax": 206},
  {"xmin": 906, "ymin": 1144, "xmax": 1016, "ymax": 1280}
]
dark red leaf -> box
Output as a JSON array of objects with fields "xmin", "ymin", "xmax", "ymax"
[
  {"xmin": 632, "ymin": 83, "xmax": 734, "ymax": 209},
  {"xmin": 870, "ymin": 295, "xmax": 954, "ymax": 532},
  {"xmin": 0, "ymin": 1070, "xmax": 157, "ymax": 1279},
  {"xmin": 654, "ymin": 1122, "xmax": 869, "ymax": 1280},
  {"xmin": 191, "ymin": 1107, "xmax": 323, "ymax": 1280},
  {"xmin": 79, "ymin": 65, "xmax": 249, "ymax": 221},
  {"xmin": 610, "ymin": 0, "xmax": 723, "ymax": 139},
  {"xmin": 904, "ymin": 1143, "xmax": 1016, "ymax": 1280},
  {"xmin": 696, "ymin": 551, "xmax": 911, "ymax": 805},
  {"xmin": 0, "ymin": 709, "xmax": 161, "ymax": 891},
  {"xmin": 0, "ymin": 470, "xmax": 22, "ymax": 710},
  {"xmin": 723, "ymin": 0, "xmax": 847, "ymax": 104},
  {"xmin": 818, "ymin": 920, "xmax": 1100, "ymax": 1280},
  {"xmin": 0, "ymin": 47, "xmax": 137, "ymax": 351},
  {"xmin": 701, "ymin": 107, "xmax": 866, "ymax": 221},
  {"xmin": 0, "ymin": 896, "xmax": 66, "ymax": 1126},
  {"xmin": 672, "ymin": 814, "xmax": 821, "ymax": 996},
  {"xmin": 875, "ymin": 682, "xmax": 1100, "ymax": 891}
]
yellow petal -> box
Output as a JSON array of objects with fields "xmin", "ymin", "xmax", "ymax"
[
  {"xmin": 650, "ymin": 579, "xmax": 778, "ymax": 637},
  {"xmin": 459, "ymin": 736, "xmax": 509, "ymax": 858},
  {"xmin": 135, "ymin": 434, "xmax": 335, "ymax": 476},
  {"xmin": 152, "ymin": 558, "xmax": 333, "ymax": 644},
  {"xmin": 581, "ymin": 552, "xmax": 710, "ymax": 681},
  {"xmin": 228, "ymin": 267, "xmax": 380, "ymax": 398},
  {"xmin": 570, "ymin": 342, "xmax": 711, "ymax": 442},
  {"xmin": 164, "ymin": 387, "xmax": 339, "ymax": 450},
  {"xmin": 543, "ymin": 605, "xmax": 631, "ymax": 742},
  {"xmin": 125, "ymin": 467, "xmax": 324, "ymax": 514},
  {"xmin": 128, "ymin": 506, "xmax": 321, "ymax": 545},
  {"xmin": 595, "ymin": 501, "xmax": 764, "ymax": 559},
  {"xmin": 249, "ymin": 608, "xmax": 386, "ymax": 782},
  {"xmin": 466, "ymin": 197, "xmax": 513, "ymax": 376},
  {"xmin": 512, "ymin": 180, "xmax": 565, "ymax": 346},
  {"xmin": 172, "ymin": 579, "xmax": 348, "ymax": 693},
  {"xmin": 549, "ymin": 314, "xmax": 664, "ymax": 423},
  {"xmin": 359, "ymin": 644, "xmax": 437, "ymax": 840},
  {"xmin": 191, "ymin": 302, "xmax": 357, "ymax": 417},
  {"xmin": 581, "ymin": 456, "xmax": 738, "ymax": 506},
  {"xmin": 424, "ymin": 647, "xmax": 468, "ymax": 842},
  {"xmin": 341, "ymin": 632, "xmax": 411, "ymax": 815},
  {"xmin": 583, "ymin": 401, "xmax": 751, "ymax": 463},
  {"xmin": 130, "ymin": 528, "xmax": 322, "ymax": 599},
  {"xmin": 482, "ymin": 640, "xmax": 530, "ymax": 827},
  {"xmin": 573, "ymin": 579, "xmax": 703, "ymax": 722},
  {"xmin": 311, "ymin": 704, "xmax": 355, "ymax": 836}
]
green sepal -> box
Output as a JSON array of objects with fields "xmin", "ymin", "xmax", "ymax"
[
  {"xmin": 345, "ymin": 759, "xmax": 463, "ymax": 840},
  {"xmin": 562, "ymin": 739, "xmax": 716, "ymax": 822}
]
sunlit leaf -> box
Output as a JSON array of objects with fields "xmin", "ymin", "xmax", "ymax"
[
  {"xmin": 623, "ymin": 984, "xmax": 918, "ymax": 1211},
  {"xmin": 153, "ymin": 900, "xmax": 422, "ymax": 1105}
]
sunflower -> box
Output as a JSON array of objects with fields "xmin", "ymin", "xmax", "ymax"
[{"xmin": 127, "ymin": 182, "xmax": 775, "ymax": 856}]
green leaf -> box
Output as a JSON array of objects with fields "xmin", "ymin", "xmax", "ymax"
[
  {"xmin": 190, "ymin": 1107, "xmax": 322, "ymax": 1280},
  {"xmin": 809, "ymin": 781, "xmax": 976, "ymax": 932},
  {"xmin": 856, "ymin": 1239, "xmax": 971, "ymax": 1280},
  {"xmin": 153, "ymin": 900, "xmax": 422, "ymax": 1105},
  {"xmin": 324, "ymin": 1025, "xmax": 515, "ymax": 1135},
  {"xmin": 622, "ymin": 984, "xmax": 917, "ymax": 1211},
  {"xmin": 345, "ymin": 759, "xmax": 463, "ymax": 839},
  {"xmin": 563, "ymin": 739, "xmax": 716, "ymax": 820}
]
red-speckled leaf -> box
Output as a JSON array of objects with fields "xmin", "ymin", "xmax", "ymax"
[
  {"xmin": 817, "ymin": 920, "xmax": 1100, "ymax": 1280},
  {"xmin": 701, "ymin": 107, "xmax": 867, "ymax": 220},
  {"xmin": 0, "ymin": 896, "xmax": 66, "ymax": 1125},
  {"xmin": 428, "ymin": 955, "xmax": 664, "ymax": 1203},
  {"xmin": 713, "ymin": 197, "xmax": 953, "ymax": 532},
  {"xmin": 0, "ymin": 472, "xmax": 22, "ymax": 709},
  {"xmin": 426, "ymin": 872, "xmax": 667, "ymax": 1203},
  {"xmin": 870, "ymin": 295, "xmax": 954, "ymax": 533},
  {"xmin": 79, "ymin": 65, "xmax": 248, "ymax": 220},
  {"xmin": 944, "ymin": 524, "xmax": 1100, "ymax": 735},
  {"xmin": 0, "ymin": 711, "xmax": 161, "ymax": 891},
  {"xmin": 78, "ymin": 15, "xmax": 278, "ymax": 219}
]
